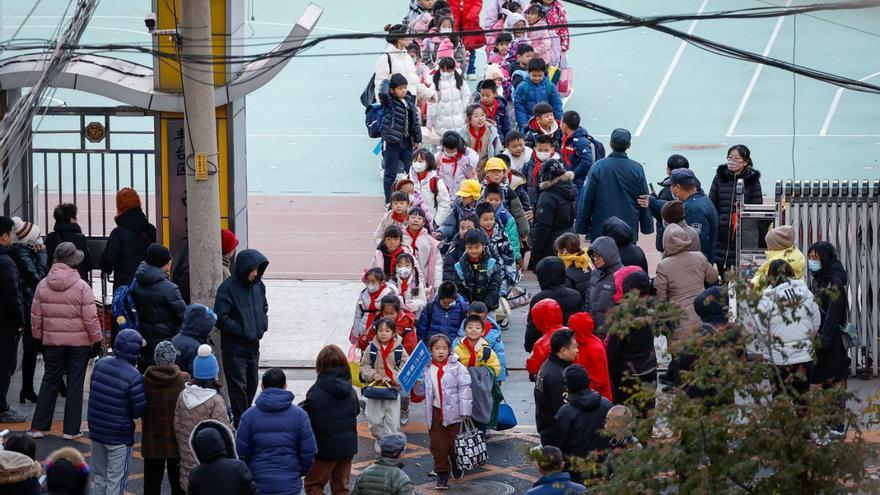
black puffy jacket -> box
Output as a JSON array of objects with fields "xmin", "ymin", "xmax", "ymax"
[
  {"xmin": 544, "ymin": 388, "xmax": 612, "ymax": 457},
  {"xmin": 378, "ymin": 80, "xmax": 422, "ymax": 146},
  {"xmin": 453, "ymin": 250, "xmax": 503, "ymax": 311},
  {"xmin": 214, "ymin": 249, "xmax": 269, "ymax": 356},
  {"xmin": 9, "ymin": 244, "xmax": 48, "ymax": 315},
  {"xmin": 650, "ymin": 180, "xmax": 676, "ymax": 252},
  {"xmin": 601, "ymin": 216, "xmax": 648, "ymax": 272},
  {"xmin": 606, "ymin": 320, "xmax": 657, "ymax": 403},
  {"xmin": 172, "ymin": 304, "xmax": 216, "ymax": 375},
  {"xmin": 45, "ymin": 221, "xmax": 92, "ymax": 282},
  {"xmin": 0, "ymin": 245, "xmax": 24, "ymax": 336},
  {"xmin": 708, "ymin": 165, "xmax": 762, "ymax": 268},
  {"xmin": 583, "ymin": 237, "xmax": 623, "ymax": 336},
  {"xmin": 101, "ymin": 207, "xmax": 157, "ymax": 290},
  {"xmin": 525, "ymin": 257, "xmax": 584, "ymax": 352},
  {"xmin": 301, "ymin": 367, "xmax": 360, "ymax": 460},
  {"xmin": 534, "ymin": 354, "xmax": 569, "ymax": 444},
  {"xmin": 530, "ymin": 171, "xmax": 577, "ymax": 270},
  {"xmin": 811, "ymin": 259, "xmax": 850, "ymax": 383},
  {"xmin": 188, "ymin": 420, "xmax": 258, "ymax": 495},
  {"xmin": 564, "ymin": 264, "xmax": 591, "ymax": 302},
  {"xmin": 132, "ymin": 262, "xmax": 186, "ymax": 367}
]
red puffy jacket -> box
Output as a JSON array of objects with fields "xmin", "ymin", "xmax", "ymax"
[
  {"xmin": 450, "ymin": 0, "xmax": 485, "ymax": 51},
  {"xmin": 525, "ymin": 299, "xmax": 564, "ymax": 376},
  {"xmin": 568, "ymin": 312, "xmax": 613, "ymax": 401},
  {"xmin": 358, "ymin": 310, "xmax": 418, "ymax": 353}
]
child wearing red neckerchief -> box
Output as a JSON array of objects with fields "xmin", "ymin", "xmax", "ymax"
[
  {"xmin": 351, "ymin": 268, "xmax": 399, "ymax": 349},
  {"xmin": 370, "ymin": 226, "xmax": 413, "ymax": 281},
  {"xmin": 359, "ymin": 317, "xmax": 410, "ymax": 455},
  {"xmin": 374, "ymin": 191, "xmax": 411, "ymax": 245},
  {"xmin": 452, "ymin": 314, "xmax": 501, "ymax": 377},
  {"xmin": 389, "ymin": 252, "xmax": 428, "ymax": 319}
]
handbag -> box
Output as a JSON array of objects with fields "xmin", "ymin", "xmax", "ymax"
[
  {"xmin": 495, "ymin": 402, "xmax": 517, "ymax": 431},
  {"xmin": 362, "ymin": 381, "xmax": 399, "ymax": 400},
  {"xmin": 841, "ymin": 322, "xmax": 858, "ymax": 350},
  {"xmin": 557, "ymin": 67, "xmax": 573, "ymax": 98},
  {"xmin": 360, "ymin": 54, "xmax": 392, "ymax": 107},
  {"xmin": 454, "ymin": 418, "xmax": 488, "ymax": 471},
  {"xmin": 347, "ymin": 344, "xmax": 365, "ymax": 389}
]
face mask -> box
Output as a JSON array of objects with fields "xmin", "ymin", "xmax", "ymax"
[
  {"xmin": 412, "ymin": 161, "xmax": 427, "ymax": 173},
  {"xmin": 366, "ymin": 283, "xmax": 380, "ymax": 294},
  {"xmin": 536, "ymin": 151, "xmax": 551, "ymax": 161},
  {"xmin": 441, "ymin": 71, "xmax": 454, "ymax": 80},
  {"xmin": 443, "ymin": 150, "xmax": 457, "ymax": 158},
  {"xmin": 440, "ymin": 27, "xmax": 452, "ymax": 33},
  {"xmin": 808, "ymin": 260, "xmax": 822, "ymax": 272},
  {"xmin": 727, "ymin": 161, "xmax": 744, "ymax": 173},
  {"xmin": 398, "ymin": 267, "xmax": 412, "ymax": 278}
]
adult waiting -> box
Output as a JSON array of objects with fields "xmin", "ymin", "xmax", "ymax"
[
  {"xmin": 101, "ymin": 187, "xmax": 157, "ymax": 291},
  {"xmin": 27, "ymin": 242, "xmax": 102, "ymax": 439},
  {"xmin": 524, "ymin": 257, "xmax": 582, "ymax": 352},
  {"xmin": 583, "ymin": 236, "xmax": 623, "ymax": 338},
  {"xmin": 374, "ymin": 24, "xmax": 434, "ymax": 102},
  {"xmin": 647, "ymin": 154, "xmax": 690, "ymax": 252},
  {"xmin": 132, "ymin": 243, "xmax": 187, "ymax": 372},
  {"xmin": 534, "ymin": 328, "xmax": 579, "ymax": 446},
  {"xmin": 529, "ymin": 160, "xmax": 576, "ymax": 270},
  {"xmin": 601, "ymin": 216, "xmax": 648, "ymax": 273},
  {"xmin": 709, "ymin": 144, "xmax": 762, "ymax": 274},
  {"xmin": 45, "ymin": 203, "xmax": 92, "ymax": 282},
  {"xmin": 0, "ymin": 216, "xmax": 26, "ymax": 423},
  {"xmin": 807, "ymin": 242, "xmax": 851, "ymax": 393},
  {"xmin": 576, "ymin": 128, "xmax": 653, "ymax": 242}
]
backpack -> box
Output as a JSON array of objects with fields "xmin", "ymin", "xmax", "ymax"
[
  {"xmin": 368, "ymin": 343, "xmax": 405, "ymax": 369},
  {"xmin": 429, "ymin": 176, "xmax": 440, "ymax": 210},
  {"xmin": 365, "ymin": 103, "xmax": 385, "ymax": 139},
  {"xmin": 111, "ymin": 279, "xmax": 139, "ymax": 332},
  {"xmin": 586, "ymin": 133, "xmax": 606, "ymax": 162}
]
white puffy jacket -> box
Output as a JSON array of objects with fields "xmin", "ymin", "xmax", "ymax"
[
  {"xmin": 409, "ymin": 169, "xmax": 452, "ymax": 227},
  {"xmin": 373, "ymin": 44, "xmax": 434, "ymax": 101},
  {"xmin": 755, "ymin": 278, "xmax": 821, "ymax": 366},
  {"xmin": 427, "ymin": 74, "xmax": 471, "ymax": 135}
]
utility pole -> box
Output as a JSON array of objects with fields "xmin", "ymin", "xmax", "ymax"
[{"xmin": 179, "ymin": 0, "xmax": 223, "ymax": 307}]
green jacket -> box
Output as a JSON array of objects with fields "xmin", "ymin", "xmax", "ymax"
[{"xmin": 351, "ymin": 457, "xmax": 414, "ymax": 495}]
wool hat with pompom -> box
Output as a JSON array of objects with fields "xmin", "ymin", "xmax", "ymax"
[
  {"xmin": 192, "ymin": 344, "xmax": 219, "ymax": 380},
  {"xmin": 12, "ymin": 217, "xmax": 41, "ymax": 246}
]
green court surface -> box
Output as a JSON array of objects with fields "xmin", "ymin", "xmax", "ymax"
[{"xmin": 3, "ymin": 0, "xmax": 880, "ymax": 196}]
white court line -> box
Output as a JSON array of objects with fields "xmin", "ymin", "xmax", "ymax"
[
  {"xmin": 820, "ymin": 71, "xmax": 880, "ymax": 136},
  {"xmin": 726, "ymin": 0, "xmax": 793, "ymax": 137},
  {"xmin": 634, "ymin": 0, "xmax": 710, "ymax": 137},
  {"xmin": 731, "ymin": 134, "xmax": 880, "ymax": 137}
]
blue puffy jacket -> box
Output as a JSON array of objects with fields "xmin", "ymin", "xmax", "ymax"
[
  {"xmin": 513, "ymin": 77, "xmax": 563, "ymax": 129},
  {"xmin": 235, "ymin": 388, "xmax": 317, "ymax": 495},
  {"xmin": 87, "ymin": 329, "xmax": 148, "ymax": 445},
  {"xmin": 526, "ymin": 472, "xmax": 587, "ymax": 494},
  {"xmin": 453, "ymin": 317, "xmax": 508, "ymax": 381},
  {"xmin": 417, "ymin": 295, "xmax": 469, "ymax": 344}
]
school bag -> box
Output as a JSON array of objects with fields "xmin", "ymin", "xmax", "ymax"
[
  {"xmin": 111, "ymin": 279, "xmax": 139, "ymax": 332},
  {"xmin": 367, "ymin": 342, "xmax": 405, "ymax": 372},
  {"xmin": 586, "ymin": 133, "xmax": 606, "ymax": 162},
  {"xmin": 364, "ymin": 103, "xmax": 386, "ymax": 139},
  {"xmin": 360, "ymin": 54, "xmax": 392, "ymax": 107}
]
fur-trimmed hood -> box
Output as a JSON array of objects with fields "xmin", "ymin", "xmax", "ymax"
[
  {"xmin": 45, "ymin": 447, "xmax": 85, "ymax": 467},
  {"xmin": 714, "ymin": 164, "xmax": 761, "ymax": 184},
  {"xmin": 0, "ymin": 450, "xmax": 41, "ymax": 485},
  {"xmin": 539, "ymin": 170, "xmax": 574, "ymax": 191}
]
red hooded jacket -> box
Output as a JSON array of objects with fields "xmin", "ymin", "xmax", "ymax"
[
  {"xmin": 525, "ymin": 299, "xmax": 564, "ymax": 376},
  {"xmin": 450, "ymin": 0, "xmax": 485, "ymax": 51},
  {"xmin": 568, "ymin": 312, "xmax": 613, "ymax": 401}
]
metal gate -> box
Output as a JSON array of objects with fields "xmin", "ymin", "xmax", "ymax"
[
  {"xmin": 27, "ymin": 106, "xmax": 159, "ymax": 237},
  {"xmin": 776, "ymin": 179, "xmax": 880, "ymax": 377}
]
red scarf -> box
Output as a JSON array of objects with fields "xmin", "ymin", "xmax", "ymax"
[
  {"xmin": 399, "ymin": 276, "xmax": 409, "ymax": 294},
  {"xmin": 560, "ymin": 133, "xmax": 574, "ymax": 167},
  {"xmin": 384, "ymin": 246, "xmax": 404, "ymax": 276},
  {"xmin": 531, "ymin": 156, "xmax": 545, "ymax": 184},
  {"xmin": 483, "ymin": 320, "xmax": 492, "ymax": 337},
  {"xmin": 469, "ymin": 124, "xmax": 487, "ymax": 153},
  {"xmin": 407, "ymin": 227, "xmax": 421, "ymax": 254},
  {"xmin": 440, "ymin": 152, "xmax": 462, "ymax": 179},
  {"xmin": 378, "ymin": 339, "xmax": 397, "ymax": 384},
  {"xmin": 485, "ymin": 227, "xmax": 494, "ymax": 238},
  {"xmin": 432, "ymin": 359, "xmax": 447, "ymax": 412},
  {"xmin": 417, "ymin": 170, "xmax": 428, "ymax": 181},
  {"xmin": 364, "ymin": 282, "xmax": 387, "ymax": 331},
  {"xmin": 481, "ymin": 99, "xmax": 499, "ymax": 120},
  {"xmin": 391, "ymin": 211, "xmax": 408, "ymax": 224},
  {"xmin": 462, "ymin": 339, "xmax": 480, "ymax": 367}
]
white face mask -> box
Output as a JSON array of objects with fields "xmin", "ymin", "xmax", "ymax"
[
  {"xmin": 441, "ymin": 71, "xmax": 454, "ymax": 80},
  {"xmin": 412, "ymin": 161, "xmax": 427, "ymax": 173},
  {"xmin": 440, "ymin": 27, "xmax": 452, "ymax": 33},
  {"xmin": 366, "ymin": 283, "xmax": 380, "ymax": 294},
  {"xmin": 443, "ymin": 150, "xmax": 458, "ymax": 158},
  {"xmin": 398, "ymin": 267, "xmax": 412, "ymax": 278},
  {"xmin": 536, "ymin": 151, "xmax": 552, "ymax": 161}
]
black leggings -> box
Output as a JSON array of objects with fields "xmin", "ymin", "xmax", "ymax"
[{"xmin": 20, "ymin": 331, "xmax": 41, "ymax": 395}]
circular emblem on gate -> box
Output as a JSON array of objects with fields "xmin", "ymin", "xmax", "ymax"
[{"xmin": 85, "ymin": 121, "xmax": 105, "ymax": 143}]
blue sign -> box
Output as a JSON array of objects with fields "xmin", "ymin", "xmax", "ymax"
[{"xmin": 398, "ymin": 341, "xmax": 430, "ymax": 394}]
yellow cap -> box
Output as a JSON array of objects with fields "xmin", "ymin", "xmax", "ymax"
[
  {"xmin": 455, "ymin": 179, "xmax": 482, "ymax": 199},
  {"xmin": 483, "ymin": 157, "xmax": 507, "ymax": 172}
]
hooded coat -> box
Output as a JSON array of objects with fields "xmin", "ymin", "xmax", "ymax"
[
  {"xmin": 0, "ymin": 450, "xmax": 41, "ymax": 495},
  {"xmin": 530, "ymin": 171, "xmax": 577, "ymax": 268},
  {"xmin": 417, "ymin": 293, "xmax": 469, "ymax": 344},
  {"xmin": 525, "ymin": 257, "xmax": 583, "ymax": 352},
  {"xmin": 236, "ymin": 388, "xmax": 317, "ymax": 495},
  {"xmin": 0, "ymin": 244, "xmax": 24, "ymax": 336},
  {"xmin": 378, "ymin": 79, "xmax": 423, "ymax": 147},
  {"xmin": 174, "ymin": 385, "xmax": 233, "ymax": 491},
  {"xmin": 754, "ymin": 279, "xmax": 820, "ymax": 366},
  {"xmin": 601, "ymin": 217, "xmax": 648, "ymax": 273},
  {"xmin": 301, "ymin": 367, "xmax": 359, "ymax": 460},
  {"xmin": 101, "ymin": 206, "xmax": 157, "ymax": 290},
  {"xmin": 172, "ymin": 304, "xmax": 217, "ymax": 375},
  {"xmin": 525, "ymin": 299, "xmax": 564, "ymax": 376},
  {"xmin": 569, "ymin": 313, "xmax": 613, "ymax": 402},
  {"xmin": 428, "ymin": 74, "xmax": 472, "ymax": 136},
  {"xmin": 187, "ymin": 420, "xmax": 258, "ymax": 495},
  {"xmin": 133, "ymin": 262, "xmax": 187, "ymax": 367},
  {"xmin": 709, "ymin": 164, "xmax": 763, "ymax": 268},
  {"xmin": 350, "ymin": 456, "xmax": 414, "ymax": 495},
  {"xmin": 31, "ymin": 263, "xmax": 102, "ymax": 347},
  {"xmin": 560, "ymin": 252, "xmax": 591, "ymax": 301},
  {"xmin": 87, "ymin": 330, "xmax": 148, "ymax": 446},
  {"xmin": 43, "ymin": 447, "xmax": 88, "ymax": 495},
  {"xmin": 214, "ymin": 249, "xmax": 269, "ymax": 356},
  {"xmin": 409, "ymin": 168, "xmax": 452, "ymax": 227},
  {"xmin": 811, "ymin": 255, "xmax": 850, "ymax": 383},
  {"xmin": 583, "ymin": 237, "xmax": 623, "ymax": 335},
  {"xmin": 45, "ymin": 220, "xmax": 92, "ymax": 281},
  {"xmin": 454, "ymin": 316, "xmax": 508, "ymax": 381},
  {"xmin": 576, "ymin": 151, "xmax": 653, "ymax": 242},
  {"xmin": 142, "ymin": 364, "xmax": 189, "ymax": 459},
  {"xmin": 10, "ymin": 243, "xmax": 48, "ymax": 314},
  {"xmin": 544, "ymin": 388, "xmax": 612, "ymax": 457}
]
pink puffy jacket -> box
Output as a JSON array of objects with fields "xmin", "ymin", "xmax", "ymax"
[{"xmin": 31, "ymin": 263, "xmax": 102, "ymax": 347}]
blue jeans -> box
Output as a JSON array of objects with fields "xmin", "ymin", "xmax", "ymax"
[
  {"xmin": 466, "ymin": 49, "xmax": 477, "ymax": 75},
  {"xmin": 382, "ymin": 140, "xmax": 414, "ymax": 202}
]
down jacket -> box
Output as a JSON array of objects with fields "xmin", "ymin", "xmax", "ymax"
[
  {"xmin": 378, "ymin": 79, "xmax": 422, "ymax": 146},
  {"xmin": 409, "ymin": 168, "xmax": 452, "ymax": 227},
  {"xmin": 525, "ymin": 257, "xmax": 583, "ymax": 352},
  {"xmin": 602, "ymin": 217, "xmax": 649, "ymax": 273},
  {"xmin": 0, "ymin": 245, "xmax": 24, "ymax": 336},
  {"xmin": 373, "ymin": 44, "xmax": 434, "ymax": 101},
  {"xmin": 87, "ymin": 329, "xmax": 148, "ymax": 446},
  {"xmin": 709, "ymin": 164, "xmax": 763, "ymax": 268},
  {"xmin": 300, "ymin": 367, "xmax": 359, "ymax": 461},
  {"xmin": 428, "ymin": 75, "xmax": 471, "ymax": 136},
  {"xmin": 530, "ymin": 171, "xmax": 577, "ymax": 268},
  {"xmin": 754, "ymin": 279, "xmax": 820, "ymax": 366},
  {"xmin": 458, "ymin": 123, "xmax": 503, "ymax": 175},
  {"xmin": 350, "ymin": 456, "xmax": 414, "ymax": 495},
  {"xmin": 101, "ymin": 206, "xmax": 157, "ymax": 290},
  {"xmin": 174, "ymin": 384, "xmax": 233, "ymax": 491},
  {"xmin": 45, "ymin": 220, "xmax": 92, "ymax": 281},
  {"xmin": 237, "ymin": 388, "xmax": 317, "ymax": 495},
  {"xmin": 422, "ymin": 354, "xmax": 473, "ymax": 428},
  {"xmin": 187, "ymin": 420, "xmax": 257, "ymax": 495},
  {"xmin": 583, "ymin": 237, "xmax": 623, "ymax": 336},
  {"xmin": 544, "ymin": 388, "xmax": 612, "ymax": 458},
  {"xmin": 9, "ymin": 243, "xmax": 48, "ymax": 315},
  {"xmin": 172, "ymin": 304, "xmax": 216, "ymax": 375},
  {"xmin": 417, "ymin": 294, "xmax": 470, "ymax": 343},
  {"xmin": 454, "ymin": 316, "xmax": 508, "ymax": 381},
  {"xmin": 0, "ymin": 450, "xmax": 41, "ymax": 495},
  {"xmin": 454, "ymin": 250, "xmax": 503, "ymax": 311},
  {"xmin": 360, "ymin": 335, "xmax": 410, "ymax": 384},
  {"xmin": 31, "ymin": 263, "xmax": 102, "ymax": 347},
  {"xmin": 568, "ymin": 312, "xmax": 613, "ymax": 402},
  {"xmin": 525, "ymin": 299, "xmax": 564, "ymax": 376},
  {"xmin": 214, "ymin": 249, "xmax": 269, "ymax": 356},
  {"xmin": 513, "ymin": 77, "xmax": 563, "ymax": 129},
  {"xmin": 403, "ymin": 227, "xmax": 442, "ymax": 293},
  {"xmin": 435, "ymin": 149, "xmax": 479, "ymax": 200},
  {"xmin": 132, "ymin": 262, "xmax": 187, "ymax": 367}
]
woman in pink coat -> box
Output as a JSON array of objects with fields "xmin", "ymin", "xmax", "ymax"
[{"xmin": 27, "ymin": 242, "xmax": 102, "ymax": 439}]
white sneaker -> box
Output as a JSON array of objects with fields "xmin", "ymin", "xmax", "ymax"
[
  {"xmin": 400, "ymin": 409, "xmax": 409, "ymax": 426},
  {"xmin": 62, "ymin": 432, "xmax": 83, "ymax": 440},
  {"xmin": 26, "ymin": 429, "xmax": 45, "ymax": 439}
]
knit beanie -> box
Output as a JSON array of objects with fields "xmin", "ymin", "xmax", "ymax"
[
  {"xmin": 12, "ymin": 217, "xmax": 41, "ymax": 246},
  {"xmin": 661, "ymin": 200, "xmax": 685, "ymax": 224},
  {"xmin": 116, "ymin": 187, "xmax": 141, "ymax": 216},
  {"xmin": 193, "ymin": 344, "xmax": 219, "ymax": 379},
  {"xmin": 221, "ymin": 229, "xmax": 239, "ymax": 255},
  {"xmin": 389, "ymin": 73, "xmax": 409, "ymax": 89},
  {"xmin": 765, "ymin": 225, "xmax": 795, "ymax": 252},
  {"xmin": 53, "ymin": 242, "xmax": 84, "ymax": 268},
  {"xmin": 153, "ymin": 341, "xmax": 179, "ymax": 367},
  {"xmin": 563, "ymin": 364, "xmax": 590, "ymax": 392},
  {"xmin": 145, "ymin": 243, "xmax": 171, "ymax": 268}
]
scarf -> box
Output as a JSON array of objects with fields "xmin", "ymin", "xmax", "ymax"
[
  {"xmin": 561, "ymin": 133, "xmax": 574, "ymax": 167},
  {"xmin": 432, "ymin": 359, "xmax": 447, "ymax": 412},
  {"xmin": 531, "ymin": 156, "xmax": 544, "ymax": 184},
  {"xmin": 481, "ymin": 98, "xmax": 499, "ymax": 121},
  {"xmin": 469, "ymin": 124, "xmax": 488, "ymax": 154},
  {"xmin": 391, "ymin": 211, "xmax": 408, "ymax": 224},
  {"xmin": 378, "ymin": 339, "xmax": 397, "ymax": 384},
  {"xmin": 399, "ymin": 275, "xmax": 409, "ymax": 294},
  {"xmin": 462, "ymin": 339, "xmax": 480, "ymax": 367},
  {"xmin": 364, "ymin": 282, "xmax": 387, "ymax": 331},
  {"xmin": 417, "ymin": 170, "xmax": 428, "ymax": 182},
  {"xmin": 440, "ymin": 152, "xmax": 462, "ymax": 179},
  {"xmin": 407, "ymin": 227, "xmax": 421, "ymax": 254},
  {"xmin": 483, "ymin": 320, "xmax": 492, "ymax": 337},
  {"xmin": 383, "ymin": 246, "xmax": 404, "ymax": 276},
  {"xmin": 559, "ymin": 252, "xmax": 590, "ymax": 271}
]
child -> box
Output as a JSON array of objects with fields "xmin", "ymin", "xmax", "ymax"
[
  {"xmin": 422, "ymin": 334, "xmax": 472, "ymax": 489},
  {"xmin": 525, "ymin": 3, "xmax": 561, "ymax": 66},
  {"xmin": 391, "ymin": 252, "xmax": 428, "ymax": 319},
  {"xmin": 425, "ymin": 16, "xmax": 467, "ymax": 69},
  {"xmin": 513, "ymin": 58, "xmax": 563, "ymax": 130},
  {"xmin": 504, "ymin": 13, "xmax": 530, "ymax": 68},
  {"xmin": 540, "ymin": 0, "xmax": 570, "ymax": 58},
  {"xmin": 427, "ymin": 57, "xmax": 471, "ymax": 137},
  {"xmin": 379, "ymin": 74, "xmax": 423, "ymax": 204},
  {"xmin": 442, "ymin": 213, "xmax": 478, "ymax": 281},
  {"xmin": 43, "ymin": 447, "xmax": 91, "ymax": 495},
  {"xmin": 87, "ymin": 329, "xmax": 147, "ymax": 495},
  {"xmin": 454, "ymin": 229, "xmax": 503, "ymax": 312},
  {"xmin": 371, "ymin": 225, "xmax": 413, "ymax": 280},
  {"xmin": 438, "ymin": 177, "xmax": 480, "ymax": 242},
  {"xmin": 405, "ymin": 0, "xmax": 436, "ymax": 25},
  {"xmin": 751, "ymin": 225, "xmax": 806, "ymax": 288},
  {"xmin": 521, "ymin": 134, "xmax": 561, "ymax": 208},
  {"xmin": 525, "ymin": 445, "xmax": 586, "ymax": 494},
  {"xmin": 352, "ymin": 267, "xmax": 399, "ymax": 350},
  {"xmin": 174, "ymin": 345, "xmax": 234, "ymax": 492},
  {"xmin": 501, "ymin": 130, "xmax": 533, "ymax": 172},
  {"xmin": 449, "ymin": 0, "xmax": 485, "ymax": 79},
  {"xmin": 351, "ymin": 433, "xmax": 414, "ymax": 494},
  {"xmin": 360, "ymin": 317, "xmax": 410, "ymax": 452},
  {"xmin": 455, "ymin": 303, "xmax": 507, "ymax": 381},
  {"xmin": 568, "ymin": 312, "xmax": 613, "ymax": 401},
  {"xmin": 143, "ymin": 341, "xmax": 190, "ymax": 495},
  {"xmin": 524, "ymin": 298, "xmax": 565, "ymax": 378},
  {"xmin": 395, "ymin": 179, "xmax": 431, "ymax": 225},
  {"xmin": 379, "ymin": 294, "xmax": 419, "ymax": 354},
  {"xmin": 475, "ymin": 79, "xmax": 513, "ymax": 141},
  {"xmin": 524, "ymin": 102, "xmax": 563, "ymax": 149},
  {"xmin": 476, "ymin": 202, "xmax": 517, "ymax": 296},
  {"xmin": 409, "ymin": 149, "xmax": 452, "ymax": 228},
  {"xmin": 186, "ymin": 420, "xmax": 257, "ymax": 494},
  {"xmin": 459, "ymin": 104, "xmax": 502, "ymax": 178},
  {"xmin": 483, "ymin": 159, "xmax": 531, "ymax": 246},
  {"xmin": 404, "ymin": 207, "xmax": 442, "ymax": 294},
  {"xmin": 506, "ymin": 42, "xmax": 533, "ymax": 90},
  {"xmin": 407, "ymin": 43, "xmax": 432, "ymax": 122},
  {"xmin": 488, "ymin": 32, "xmax": 513, "ymax": 66},
  {"xmin": 375, "ymin": 191, "xmax": 411, "ymax": 244},
  {"xmin": 482, "ymin": 183, "xmax": 521, "ymax": 264},
  {"xmin": 417, "ymin": 280, "xmax": 470, "ymax": 343},
  {"xmin": 434, "ymin": 131, "xmax": 478, "ymax": 198},
  {"xmin": 172, "ymin": 303, "xmax": 217, "ymax": 377},
  {"xmin": 560, "ymin": 110, "xmax": 599, "ymax": 195}
]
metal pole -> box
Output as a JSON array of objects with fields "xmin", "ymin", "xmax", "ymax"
[{"xmin": 179, "ymin": 0, "xmax": 223, "ymax": 307}]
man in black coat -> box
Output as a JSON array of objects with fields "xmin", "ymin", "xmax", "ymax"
[
  {"xmin": 529, "ymin": 160, "xmax": 576, "ymax": 270},
  {"xmin": 45, "ymin": 203, "xmax": 92, "ymax": 282},
  {"xmin": 0, "ymin": 216, "xmax": 26, "ymax": 422},
  {"xmin": 601, "ymin": 216, "xmax": 648, "ymax": 272},
  {"xmin": 535, "ymin": 329, "xmax": 579, "ymax": 444},
  {"xmin": 214, "ymin": 249, "xmax": 269, "ymax": 426},
  {"xmin": 524, "ymin": 257, "xmax": 583, "ymax": 352},
  {"xmin": 649, "ymin": 154, "xmax": 689, "ymax": 252},
  {"xmin": 101, "ymin": 188, "xmax": 157, "ymax": 291},
  {"xmin": 132, "ymin": 243, "xmax": 187, "ymax": 371}
]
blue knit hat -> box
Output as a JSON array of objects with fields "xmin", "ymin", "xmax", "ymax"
[{"xmin": 192, "ymin": 344, "xmax": 219, "ymax": 380}]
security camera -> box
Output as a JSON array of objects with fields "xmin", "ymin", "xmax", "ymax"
[{"xmin": 145, "ymin": 13, "xmax": 157, "ymax": 32}]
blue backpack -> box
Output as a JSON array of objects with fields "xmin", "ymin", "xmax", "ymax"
[
  {"xmin": 365, "ymin": 103, "xmax": 385, "ymax": 139},
  {"xmin": 111, "ymin": 280, "xmax": 139, "ymax": 332},
  {"xmin": 586, "ymin": 133, "xmax": 606, "ymax": 162}
]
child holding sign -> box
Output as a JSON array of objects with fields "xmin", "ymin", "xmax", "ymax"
[{"xmin": 360, "ymin": 317, "xmax": 410, "ymax": 454}]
